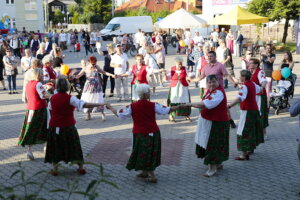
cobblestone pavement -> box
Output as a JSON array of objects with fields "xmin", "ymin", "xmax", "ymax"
[{"xmin": 1, "ymin": 46, "xmax": 300, "ymax": 200}]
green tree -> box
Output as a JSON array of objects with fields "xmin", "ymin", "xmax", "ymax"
[
  {"xmin": 82, "ymin": 0, "xmax": 112, "ymax": 23},
  {"xmin": 247, "ymin": 0, "xmax": 300, "ymax": 43},
  {"xmin": 52, "ymin": 9, "xmax": 65, "ymax": 25}
]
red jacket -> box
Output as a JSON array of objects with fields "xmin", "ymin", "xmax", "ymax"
[
  {"xmin": 131, "ymin": 100, "xmax": 159, "ymax": 134},
  {"xmin": 26, "ymin": 80, "xmax": 47, "ymax": 110},
  {"xmin": 170, "ymin": 66, "xmax": 189, "ymax": 87},
  {"xmin": 49, "ymin": 92, "xmax": 76, "ymax": 127},
  {"xmin": 240, "ymin": 81, "xmax": 259, "ymax": 111},
  {"xmin": 131, "ymin": 64, "xmax": 148, "ymax": 85},
  {"xmin": 201, "ymin": 86, "xmax": 230, "ymax": 122},
  {"xmin": 43, "ymin": 65, "xmax": 57, "ymax": 80}
]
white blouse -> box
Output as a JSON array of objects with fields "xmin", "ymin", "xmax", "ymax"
[
  {"xmin": 117, "ymin": 103, "xmax": 170, "ymax": 120},
  {"xmin": 257, "ymin": 70, "xmax": 267, "ymax": 84},
  {"xmin": 203, "ymin": 90, "xmax": 224, "ymax": 109}
]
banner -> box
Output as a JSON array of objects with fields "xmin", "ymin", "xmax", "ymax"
[
  {"xmin": 232, "ymin": 0, "xmax": 249, "ymax": 4},
  {"xmin": 297, "ymin": 15, "xmax": 300, "ymax": 54},
  {"xmin": 212, "ymin": 0, "xmax": 232, "ymax": 5}
]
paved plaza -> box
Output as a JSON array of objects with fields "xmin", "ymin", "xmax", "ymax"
[{"xmin": 0, "ymin": 47, "xmax": 300, "ymax": 200}]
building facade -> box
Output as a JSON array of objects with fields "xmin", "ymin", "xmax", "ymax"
[{"xmin": 0, "ymin": 0, "xmax": 44, "ymax": 32}]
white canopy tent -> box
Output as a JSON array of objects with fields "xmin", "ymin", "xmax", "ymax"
[{"xmin": 157, "ymin": 8, "xmax": 207, "ymax": 29}]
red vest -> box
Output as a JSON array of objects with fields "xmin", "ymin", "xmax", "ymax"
[
  {"xmin": 240, "ymin": 81, "xmax": 259, "ymax": 111},
  {"xmin": 250, "ymin": 68, "xmax": 266, "ymax": 95},
  {"xmin": 201, "ymin": 86, "xmax": 229, "ymax": 122},
  {"xmin": 43, "ymin": 65, "xmax": 56, "ymax": 80},
  {"xmin": 170, "ymin": 66, "xmax": 189, "ymax": 87},
  {"xmin": 131, "ymin": 64, "xmax": 148, "ymax": 85},
  {"xmin": 26, "ymin": 80, "xmax": 47, "ymax": 110},
  {"xmin": 49, "ymin": 92, "xmax": 76, "ymax": 127},
  {"xmin": 131, "ymin": 100, "xmax": 159, "ymax": 134}
]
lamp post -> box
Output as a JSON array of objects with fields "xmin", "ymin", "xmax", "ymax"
[{"xmin": 67, "ymin": 12, "xmax": 69, "ymax": 24}]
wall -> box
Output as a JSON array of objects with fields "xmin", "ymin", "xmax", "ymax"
[{"xmin": 240, "ymin": 24, "xmax": 297, "ymax": 43}]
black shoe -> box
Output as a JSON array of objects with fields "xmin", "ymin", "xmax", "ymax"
[
  {"xmin": 230, "ymin": 119, "xmax": 236, "ymax": 129},
  {"xmin": 103, "ymin": 94, "xmax": 106, "ymax": 97},
  {"xmin": 109, "ymin": 94, "xmax": 114, "ymax": 97},
  {"xmin": 8, "ymin": 91, "xmax": 12, "ymax": 94},
  {"xmin": 3, "ymin": 88, "xmax": 6, "ymax": 90}
]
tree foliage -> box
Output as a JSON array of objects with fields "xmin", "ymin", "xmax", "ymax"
[
  {"xmin": 247, "ymin": 0, "xmax": 300, "ymax": 43},
  {"xmin": 52, "ymin": 9, "xmax": 66, "ymax": 25}
]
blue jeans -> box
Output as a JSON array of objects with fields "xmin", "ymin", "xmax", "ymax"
[{"xmin": 7, "ymin": 74, "xmax": 16, "ymax": 91}]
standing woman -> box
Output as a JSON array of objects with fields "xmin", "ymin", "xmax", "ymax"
[
  {"xmin": 22, "ymin": 58, "xmax": 39, "ymax": 103},
  {"xmin": 42, "ymin": 55, "xmax": 57, "ymax": 86},
  {"xmin": 187, "ymin": 74, "xmax": 230, "ymax": 177},
  {"xmin": 278, "ymin": 51, "xmax": 294, "ymax": 71},
  {"xmin": 3, "ymin": 49, "xmax": 18, "ymax": 94},
  {"xmin": 167, "ymin": 56, "xmax": 191, "ymax": 122},
  {"xmin": 18, "ymin": 68, "xmax": 50, "ymax": 160},
  {"xmin": 228, "ymin": 70, "xmax": 261, "ymax": 160},
  {"xmin": 21, "ymin": 49, "xmax": 33, "ymax": 73},
  {"xmin": 249, "ymin": 58, "xmax": 268, "ymax": 141},
  {"xmin": 102, "ymin": 47, "xmax": 115, "ymax": 97},
  {"xmin": 260, "ymin": 44, "xmax": 276, "ymax": 100},
  {"xmin": 76, "ymin": 56, "xmax": 114, "ymax": 121},
  {"xmin": 145, "ymin": 46, "xmax": 161, "ymax": 95},
  {"xmin": 226, "ymin": 29, "xmax": 235, "ymax": 54},
  {"xmin": 45, "ymin": 78, "xmax": 107, "ymax": 176},
  {"xmin": 0, "ymin": 42, "xmax": 7, "ymax": 90},
  {"xmin": 106, "ymin": 84, "xmax": 183, "ymax": 183},
  {"xmin": 30, "ymin": 35, "xmax": 40, "ymax": 56}
]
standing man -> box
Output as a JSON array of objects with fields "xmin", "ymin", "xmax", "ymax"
[
  {"xmin": 59, "ymin": 30, "xmax": 67, "ymax": 50},
  {"xmin": 110, "ymin": 44, "xmax": 129, "ymax": 102},
  {"xmin": 219, "ymin": 28, "xmax": 227, "ymax": 43},
  {"xmin": 189, "ymin": 51, "xmax": 237, "ymax": 128},
  {"xmin": 236, "ymin": 31, "xmax": 244, "ymax": 57},
  {"xmin": 193, "ymin": 32, "xmax": 204, "ymax": 45},
  {"xmin": 44, "ymin": 37, "xmax": 53, "ymax": 54},
  {"xmin": 9, "ymin": 34, "xmax": 22, "ymax": 59},
  {"xmin": 153, "ymin": 36, "xmax": 165, "ymax": 87},
  {"xmin": 211, "ymin": 28, "xmax": 219, "ymax": 50}
]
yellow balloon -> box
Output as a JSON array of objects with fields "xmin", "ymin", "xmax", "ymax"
[
  {"xmin": 179, "ymin": 40, "xmax": 185, "ymax": 47},
  {"xmin": 60, "ymin": 64, "xmax": 70, "ymax": 76}
]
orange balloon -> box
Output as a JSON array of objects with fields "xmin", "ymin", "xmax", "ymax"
[{"xmin": 272, "ymin": 70, "xmax": 282, "ymax": 81}]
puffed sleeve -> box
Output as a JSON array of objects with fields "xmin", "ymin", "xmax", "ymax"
[
  {"xmin": 70, "ymin": 96, "xmax": 86, "ymax": 111},
  {"xmin": 155, "ymin": 103, "xmax": 170, "ymax": 115},
  {"xmin": 203, "ymin": 90, "xmax": 224, "ymax": 109},
  {"xmin": 117, "ymin": 105, "xmax": 132, "ymax": 119},
  {"xmin": 36, "ymin": 82, "xmax": 48, "ymax": 99},
  {"xmin": 237, "ymin": 85, "xmax": 248, "ymax": 102},
  {"xmin": 258, "ymin": 70, "xmax": 267, "ymax": 84},
  {"xmin": 43, "ymin": 68, "xmax": 50, "ymax": 82}
]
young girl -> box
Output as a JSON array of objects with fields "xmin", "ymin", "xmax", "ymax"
[
  {"xmin": 74, "ymin": 40, "xmax": 81, "ymax": 58},
  {"xmin": 45, "ymin": 78, "xmax": 108, "ymax": 176},
  {"xmin": 106, "ymin": 84, "xmax": 183, "ymax": 183},
  {"xmin": 228, "ymin": 70, "xmax": 261, "ymax": 160}
]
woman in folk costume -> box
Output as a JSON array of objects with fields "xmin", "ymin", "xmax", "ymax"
[
  {"xmin": 187, "ymin": 74, "xmax": 230, "ymax": 177},
  {"xmin": 228, "ymin": 70, "xmax": 261, "ymax": 160},
  {"xmin": 106, "ymin": 84, "xmax": 183, "ymax": 183},
  {"xmin": 45, "ymin": 78, "xmax": 108, "ymax": 176},
  {"xmin": 118, "ymin": 54, "xmax": 149, "ymax": 102},
  {"xmin": 18, "ymin": 68, "xmax": 52, "ymax": 160},
  {"xmin": 75, "ymin": 56, "xmax": 114, "ymax": 121},
  {"xmin": 167, "ymin": 56, "xmax": 191, "ymax": 122},
  {"xmin": 42, "ymin": 55, "xmax": 57, "ymax": 87},
  {"xmin": 248, "ymin": 58, "xmax": 268, "ymax": 142}
]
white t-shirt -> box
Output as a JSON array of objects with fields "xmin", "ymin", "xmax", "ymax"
[
  {"xmin": 193, "ymin": 35, "xmax": 204, "ymax": 44},
  {"xmin": 59, "ymin": 33, "xmax": 67, "ymax": 42},
  {"xmin": 111, "ymin": 53, "xmax": 128, "ymax": 75},
  {"xmin": 216, "ymin": 47, "xmax": 226, "ymax": 63},
  {"xmin": 21, "ymin": 56, "xmax": 32, "ymax": 71},
  {"xmin": 145, "ymin": 54, "xmax": 159, "ymax": 72},
  {"xmin": 211, "ymin": 32, "xmax": 219, "ymax": 42}
]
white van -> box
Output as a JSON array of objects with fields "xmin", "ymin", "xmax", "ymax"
[{"xmin": 101, "ymin": 16, "xmax": 153, "ymax": 40}]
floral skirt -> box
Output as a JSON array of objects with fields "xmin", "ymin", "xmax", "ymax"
[
  {"xmin": 261, "ymin": 94, "xmax": 269, "ymax": 128},
  {"xmin": 126, "ymin": 131, "xmax": 161, "ymax": 171},
  {"xmin": 167, "ymin": 89, "xmax": 191, "ymax": 117},
  {"xmin": 44, "ymin": 126, "xmax": 84, "ymax": 164},
  {"xmin": 18, "ymin": 108, "xmax": 48, "ymax": 147},
  {"xmin": 237, "ymin": 110, "xmax": 260, "ymax": 152},
  {"xmin": 195, "ymin": 121, "xmax": 230, "ymax": 165}
]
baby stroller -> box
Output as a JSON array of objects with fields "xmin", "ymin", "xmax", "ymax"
[
  {"xmin": 68, "ymin": 68, "xmax": 86, "ymax": 99},
  {"xmin": 269, "ymin": 73, "xmax": 297, "ymax": 115}
]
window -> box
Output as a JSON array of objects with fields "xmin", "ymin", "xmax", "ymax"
[
  {"xmin": 25, "ymin": 0, "xmax": 37, "ymax": 10},
  {"xmin": 25, "ymin": 13, "xmax": 38, "ymax": 20},
  {"xmin": 6, "ymin": 0, "xmax": 14, "ymax": 4},
  {"xmin": 51, "ymin": 6, "xmax": 62, "ymax": 12}
]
